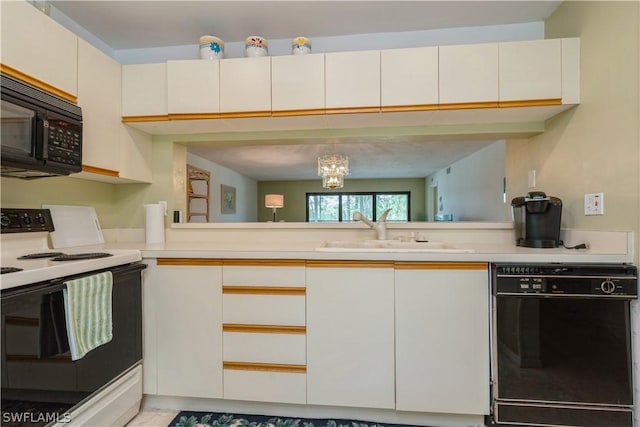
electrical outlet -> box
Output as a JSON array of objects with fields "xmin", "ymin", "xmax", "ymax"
[{"xmin": 584, "ymin": 193, "xmax": 604, "ymax": 215}]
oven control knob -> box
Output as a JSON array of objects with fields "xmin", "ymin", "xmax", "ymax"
[
  {"xmin": 0, "ymin": 215, "xmax": 10, "ymax": 227},
  {"xmin": 22, "ymin": 215, "xmax": 32, "ymax": 225},
  {"xmin": 600, "ymin": 279, "xmax": 616, "ymax": 294}
]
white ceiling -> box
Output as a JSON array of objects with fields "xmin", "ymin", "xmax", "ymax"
[{"xmin": 48, "ymin": 0, "xmax": 561, "ymax": 181}]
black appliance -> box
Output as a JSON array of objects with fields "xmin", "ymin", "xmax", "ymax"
[
  {"xmin": 1, "ymin": 263, "xmax": 145, "ymax": 426},
  {"xmin": 490, "ymin": 262, "xmax": 638, "ymax": 427},
  {"xmin": 511, "ymin": 191, "xmax": 562, "ymax": 248},
  {"xmin": 1, "ymin": 74, "xmax": 82, "ymax": 179}
]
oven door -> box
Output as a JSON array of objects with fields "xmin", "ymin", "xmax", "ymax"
[
  {"xmin": 493, "ymin": 294, "xmax": 634, "ymax": 426},
  {"xmin": 1, "ymin": 263, "xmax": 143, "ymax": 424}
]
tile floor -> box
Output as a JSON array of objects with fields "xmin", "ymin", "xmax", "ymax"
[{"xmin": 126, "ymin": 409, "xmax": 179, "ymax": 426}]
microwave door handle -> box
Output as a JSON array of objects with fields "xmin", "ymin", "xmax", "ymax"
[{"xmin": 35, "ymin": 113, "xmax": 48, "ymax": 160}]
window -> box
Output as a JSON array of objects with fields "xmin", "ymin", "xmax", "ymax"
[{"xmin": 306, "ymin": 192, "xmax": 410, "ymax": 222}]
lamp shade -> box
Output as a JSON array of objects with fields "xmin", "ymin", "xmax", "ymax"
[{"xmin": 265, "ymin": 194, "xmax": 284, "ymax": 208}]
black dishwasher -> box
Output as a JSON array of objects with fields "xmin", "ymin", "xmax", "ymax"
[{"xmin": 490, "ymin": 263, "xmax": 638, "ymax": 427}]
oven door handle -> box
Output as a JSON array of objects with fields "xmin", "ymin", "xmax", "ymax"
[
  {"xmin": 49, "ymin": 262, "xmax": 147, "ymax": 286},
  {"xmin": 2, "ymin": 262, "xmax": 147, "ymax": 300}
]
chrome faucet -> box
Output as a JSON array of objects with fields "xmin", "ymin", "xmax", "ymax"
[{"xmin": 352, "ymin": 208, "xmax": 392, "ymax": 240}]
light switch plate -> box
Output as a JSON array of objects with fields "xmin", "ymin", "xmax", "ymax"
[{"xmin": 584, "ymin": 193, "xmax": 604, "ymax": 215}]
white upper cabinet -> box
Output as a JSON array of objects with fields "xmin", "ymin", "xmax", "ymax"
[
  {"xmin": 499, "ymin": 39, "xmax": 562, "ymax": 103},
  {"xmin": 76, "ymin": 41, "xmax": 152, "ymax": 183},
  {"xmin": 561, "ymin": 37, "xmax": 581, "ymax": 104},
  {"xmin": 325, "ymin": 50, "xmax": 381, "ymax": 110},
  {"xmin": 167, "ymin": 60, "xmax": 220, "ymax": 114},
  {"xmin": 1, "ymin": 0, "xmax": 78, "ymax": 100},
  {"xmin": 439, "ymin": 43, "xmax": 499, "ymax": 104},
  {"xmin": 77, "ymin": 39, "xmax": 121, "ymax": 174},
  {"xmin": 122, "ymin": 63, "xmax": 168, "ymax": 117},
  {"xmin": 271, "ymin": 54, "xmax": 325, "ymax": 112},
  {"xmin": 219, "ymin": 57, "xmax": 271, "ymax": 113},
  {"xmin": 381, "ymin": 46, "xmax": 439, "ymax": 108}
]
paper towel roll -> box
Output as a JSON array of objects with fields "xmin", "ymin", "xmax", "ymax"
[{"xmin": 145, "ymin": 204, "xmax": 165, "ymax": 244}]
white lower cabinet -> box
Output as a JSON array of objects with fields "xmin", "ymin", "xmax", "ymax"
[
  {"xmin": 306, "ymin": 262, "xmax": 395, "ymax": 409},
  {"xmin": 221, "ymin": 261, "xmax": 307, "ymax": 404},
  {"xmin": 394, "ymin": 262, "xmax": 491, "ymax": 415},
  {"xmin": 143, "ymin": 260, "xmax": 223, "ymax": 398}
]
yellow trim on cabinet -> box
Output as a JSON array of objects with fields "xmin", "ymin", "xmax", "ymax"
[
  {"xmin": 217, "ymin": 111, "xmax": 272, "ymax": 119},
  {"xmin": 271, "ymin": 108, "xmax": 325, "ymax": 117},
  {"xmin": 222, "ymin": 286, "xmax": 305, "ymax": 295},
  {"xmin": 394, "ymin": 262, "xmax": 488, "ymax": 270},
  {"xmin": 381, "ymin": 104, "xmax": 439, "ymax": 113},
  {"xmin": 306, "ymin": 260, "xmax": 395, "ymax": 269},
  {"xmin": 157, "ymin": 258, "xmax": 223, "ymax": 266},
  {"xmin": 1, "ymin": 64, "xmax": 77, "ymax": 103},
  {"xmin": 324, "ymin": 106, "xmax": 381, "ymax": 115},
  {"xmin": 223, "ymin": 324, "xmax": 306, "ymax": 334},
  {"xmin": 168, "ymin": 112, "xmax": 221, "ymax": 120},
  {"xmin": 498, "ymin": 98, "xmax": 562, "ymax": 108},
  {"xmin": 122, "ymin": 115, "xmax": 170, "ymax": 123},
  {"xmin": 82, "ymin": 165, "xmax": 119, "ymax": 177},
  {"xmin": 223, "ymin": 259, "xmax": 306, "ymax": 267},
  {"xmin": 223, "ymin": 361, "xmax": 306, "ymax": 374},
  {"xmin": 438, "ymin": 101, "xmax": 500, "ymax": 110}
]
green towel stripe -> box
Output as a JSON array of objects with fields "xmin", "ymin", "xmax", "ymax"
[{"xmin": 64, "ymin": 272, "xmax": 113, "ymax": 360}]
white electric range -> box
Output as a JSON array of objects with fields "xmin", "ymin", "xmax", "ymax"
[
  {"xmin": 1, "ymin": 208, "xmax": 141, "ymax": 290},
  {"xmin": 1, "ymin": 208, "xmax": 144, "ymax": 427}
]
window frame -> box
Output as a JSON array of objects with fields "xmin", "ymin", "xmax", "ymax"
[{"xmin": 306, "ymin": 191, "xmax": 411, "ymax": 222}]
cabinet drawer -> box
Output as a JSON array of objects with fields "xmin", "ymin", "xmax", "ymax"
[
  {"xmin": 223, "ymin": 331, "xmax": 305, "ymax": 365},
  {"xmin": 223, "ymin": 369, "xmax": 306, "ymax": 404},
  {"xmin": 223, "ymin": 294, "xmax": 305, "ymax": 326},
  {"xmin": 223, "ymin": 265, "xmax": 305, "ymax": 287}
]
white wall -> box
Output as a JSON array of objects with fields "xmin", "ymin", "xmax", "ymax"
[
  {"xmin": 44, "ymin": 2, "xmax": 544, "ymax": 64},
  {"xmin": 427, "ymin": 141, "xmax": 506, "ymax": 222},
  {"xmin": 187, "ymin": 153, "xmax": 258, "ymax": 222},
  {"xmin": 114, "ymin": 22, "xmax": 544, "ymax": 64}
]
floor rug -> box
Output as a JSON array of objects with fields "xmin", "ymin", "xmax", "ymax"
[{"xmin": 169, "ymin": 411, "xmax": 430, "ymax": 427}]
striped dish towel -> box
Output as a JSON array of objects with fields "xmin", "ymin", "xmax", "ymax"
[{"xmin": 63, "ymin": 271, "xmax": 113, "ymax": 361}]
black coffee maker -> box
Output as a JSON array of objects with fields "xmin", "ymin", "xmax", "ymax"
[{"xmin": 511, "ymin": 191, "xmax": 562, "ymax": 248}]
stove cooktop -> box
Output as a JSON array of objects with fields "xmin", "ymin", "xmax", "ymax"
[{"xmin": 0, "ymin": 208, "xmax": 142, "ymax": 290}]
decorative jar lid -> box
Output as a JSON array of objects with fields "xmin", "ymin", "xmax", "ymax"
[{"xmin": 245, "ymin": 36, "xmax": 268, "ymax": 48}]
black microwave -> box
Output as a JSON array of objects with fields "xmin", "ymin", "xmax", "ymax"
[{"xmin": 1, "ymin": 74, "xmax": 83, "ymax": 179}]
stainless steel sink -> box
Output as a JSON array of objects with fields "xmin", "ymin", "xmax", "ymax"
[{"xmin": 315, "ymin": 240, "xmax": 475, "ymax": 253}]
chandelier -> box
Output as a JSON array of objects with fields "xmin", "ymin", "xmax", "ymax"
[{"xmin": 318, "ymin": 154, "xmax": 350, "ymax": 189}]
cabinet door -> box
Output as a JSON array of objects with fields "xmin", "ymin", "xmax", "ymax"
[
  {"xmin": 168, "ymin": 60, "xmax": 220, "ymax": 114},
  {"xmin": 325, "ymin": 51, "xmax": 381, "ymax": 110},
  {"xmin": 381, "ymin": 46, "xmax": 438, "ymax": 108},
  {"xmin": 395, "ymin": 263, "xmax": 490, "ymax": 415},
  {"xmin": 271, "ymin": 54, "xmax": 325, "ymax": 112},
  {"xmin": 0, "ymin": 0, "xmax": 78, "ymax": 99},
  {"xmin": 306, "ymin": 263, "xmax": 395, "ymax": 409},
  {"xmin": 439, "ymin": 43, "xmax": 498, "ymax": 105},
  {"xmin": 122, "ymin": 63, "xmax": 168, "ymax": 117},
  {"xmin": 145, "ymin": 261, "xmax": 223, "ymax": 398},
  {"xmin": 499, "ymin": 39, "xmax": 562, "ymax": 102},
  {"xmin": 77, "ymin": 39, "xmax": 121, "ymax": 174},
  {"xmin": 219, "ymin": 57, "xmax": 271, "ymax": 113}
]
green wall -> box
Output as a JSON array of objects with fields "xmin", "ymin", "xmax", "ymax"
[
  {"xmin": 0, "ymin": 176, "xmax": 123, "ymax": 228},
  {"xmin": 258, "ymin": 178, "xmax": 426, "ymax": 222}
]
